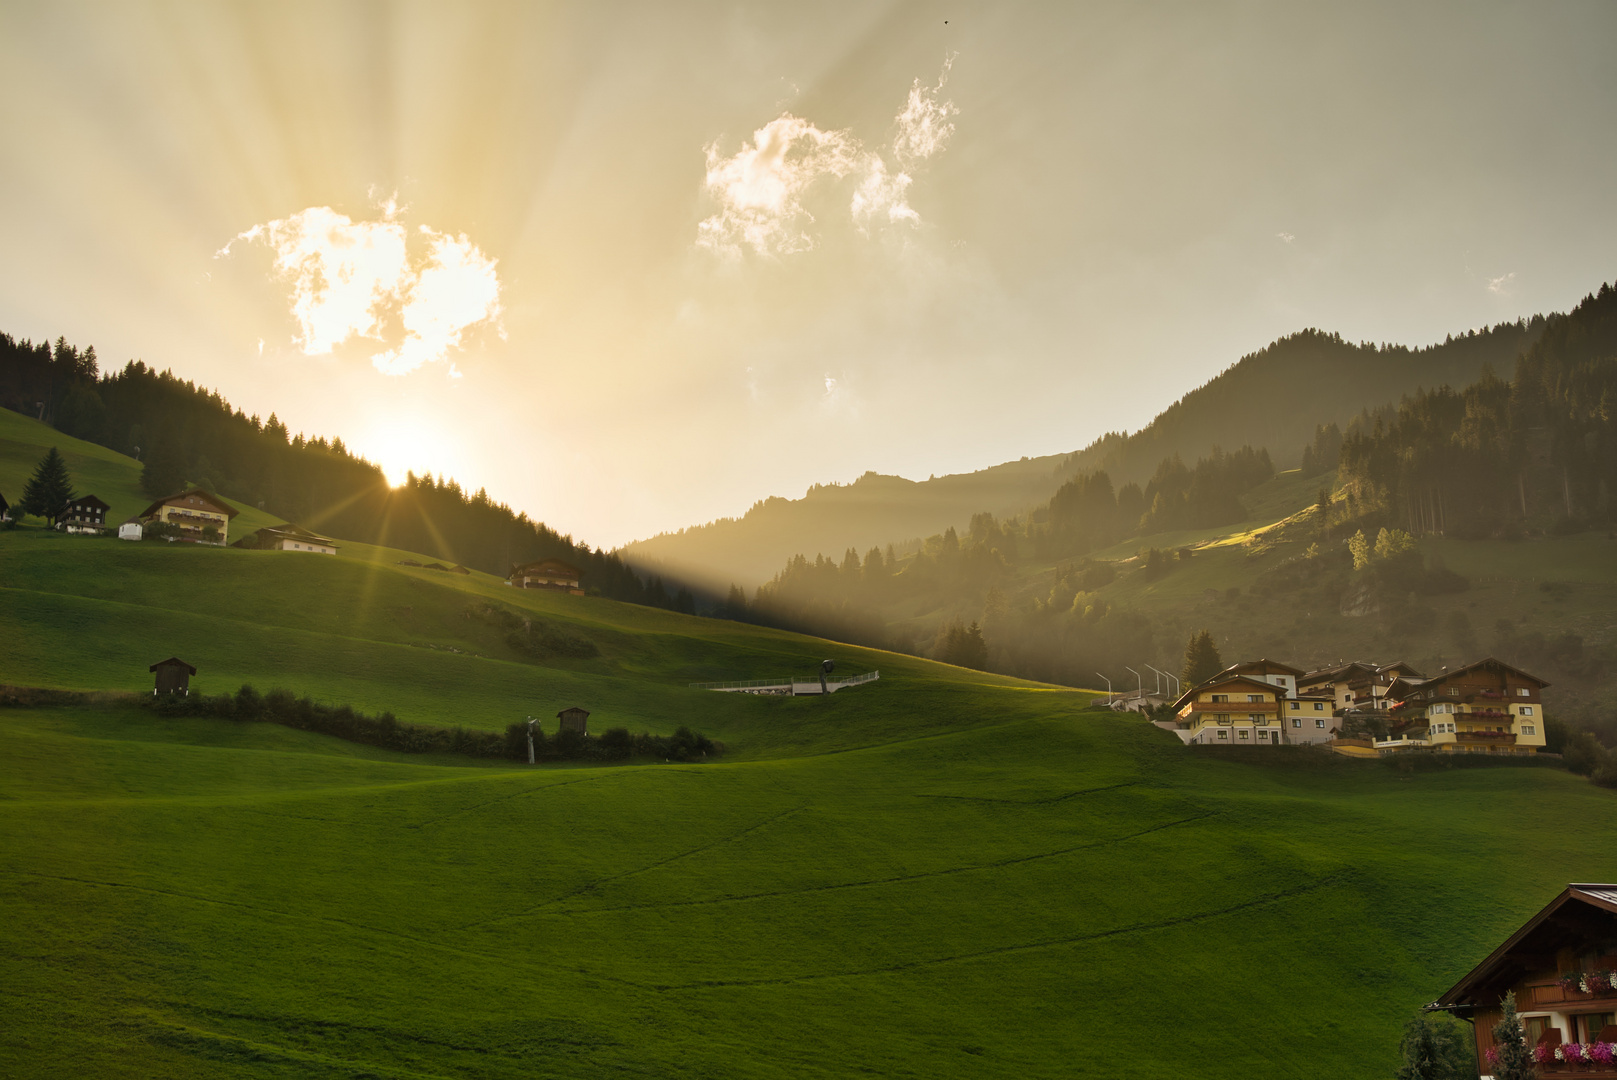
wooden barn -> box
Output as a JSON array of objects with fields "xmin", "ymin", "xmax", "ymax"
[
  {"xmin": 149, "ymin": 657, "xmax": 197, "ymax": 696},
  {"xmin": 508, "ymin": 559, "xmax": 584, "ymax": 594},
  {"xmin": 557, "ymin": 707, "xmax": 590, "ymax": 734},
  {"xmin": 60, "ymin": 494, "xmax": 110, "ymax": 534}
]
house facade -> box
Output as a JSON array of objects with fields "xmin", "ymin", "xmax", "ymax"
[
  {"xmin": 140, "ymin": 488, "xmax": 239, "ymax": 545},
  {"xmin": 1299, "ymin": 660, "xmax": 1423, "ymax": 713},
  {"xmin": 60, "ymin": 494, "xmax": 110, "ymax": 534},
  {"xmin": 1428, "ymin": 884, "xmax": 1617, "ymax": 1075},
  {"xmin": 244, "ymin": 524, "xmax": 338, "ymax": 555},
  {"xmin": 1383, "ymin": 658, "xmax": 1549, "ymax": 755},
  {"xmin": 1163, "ymin": 674, "xmax": 1287, "ymax": 746},
  {"xmin": 509, "ymin": 559, "xmax": 584, "ymax": 594}
]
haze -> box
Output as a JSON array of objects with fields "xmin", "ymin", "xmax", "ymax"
[{"xmin": 1, "ymin": 1, "xmax": 1614, "ymax": 547}]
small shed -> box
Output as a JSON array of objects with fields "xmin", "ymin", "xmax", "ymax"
[
  {"xmin": 118, "ymin": 518, "xmax": 143, "ymax": 541},
  {"xmin": 150, "ymin": 657, "xmax": 197, "ymax": 695},
  {"xmin": 557, "ymin": 706, "xmax": 590, "ymax": 735}
]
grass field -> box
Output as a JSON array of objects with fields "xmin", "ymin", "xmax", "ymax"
[{"xmin": 6, "ymin": 419, "xmax": 1617, "ymax": 1077}]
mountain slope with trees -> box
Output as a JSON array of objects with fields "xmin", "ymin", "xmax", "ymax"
[{"xmin": 623, "ymin": 317, "xmax": 1542, "ymax": 591}]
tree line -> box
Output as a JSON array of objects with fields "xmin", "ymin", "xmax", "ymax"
[{"xmin": 0, "ymin": 332, "xmax": 695, "ymax": 609}]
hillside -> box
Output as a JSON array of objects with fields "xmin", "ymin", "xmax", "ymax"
[
  {"xmin": 7, "ymin": 510, "xmax": 1617, "ymax": 1077},
  {"xmin": 622, "ymin": 318, "xmax": 1541, "ymax": 592}
]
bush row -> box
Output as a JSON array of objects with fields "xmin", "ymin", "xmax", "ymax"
[{"xmin": 147, "ymin": 685, "xmax": 720, "ymax": 763}]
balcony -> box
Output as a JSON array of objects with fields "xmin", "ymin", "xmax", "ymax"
[
  {"xmin": 1466, "ymin": 707, "xmax": 1511, "ymax": 720},
  {"xmin": 1458, "ymin": 730, "xmax": 1516, "ymax": 745}
]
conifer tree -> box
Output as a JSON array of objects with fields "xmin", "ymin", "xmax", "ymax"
[
  {"xmin": 1182, "ymin": 629, "xmax": 1224, "ymax": 686},
  {"xmin": 1490, "ymin": 991, "xmax": 1534, "ymax": 1080},
  {"xmin": 20, "ymin": 447, "xmax": 74, "ymax": 525},
  {"xmin": 1395, "ymin": 1011, "xmax": 1469, "ymax": 1080}
]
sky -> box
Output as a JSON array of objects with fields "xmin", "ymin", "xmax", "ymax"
[{"xmin": 1, "ymin": 1, "xmax": 1614, "ymax": 549}]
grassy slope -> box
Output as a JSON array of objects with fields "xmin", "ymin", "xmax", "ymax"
[
  {"xmin": 0, "ymin": 406, "xmax": 282, "ymax": 536},
  {"xmin": 6, "ymin": 415, "xmax": 1617, "ymax": 1077},
  {"xmin": 5, "ymin": 700, "xmax": 1615, "ymax": 1079}
]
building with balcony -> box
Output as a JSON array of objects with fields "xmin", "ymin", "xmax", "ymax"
[
  {"xmin": 1385, "ymin": 658, "xmax": 1549, "ymax": 755},
  {"xmin": 1428, "ymin": 884, "xmax": 1617, "ymax": 1075},
  {"xmin": 139, "ymin": 488, "xmax": 239, "ymax": 545},
  {"xmin": 1162, "ymin": 673, "xmax": 1287, "ymax": 746},
  {"xmin": 1299, "ymin": 660, "xmax": 1423, "ymax": 713},
  {"xmin": 236, "ymin": 523, "xmax": 339, "ymax": 555},
  {"xmin": 59, "ymin": 494, "xmax": 110, "ymax": 534}
]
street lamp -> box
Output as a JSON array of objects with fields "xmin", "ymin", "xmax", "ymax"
[
  {"xmin": 1095, "ymin": 672, "xmax": 1113, "ymax": 706},
  {"xmin": 525, "ymin": 716, "xmax": 539, "ymax": 764}
]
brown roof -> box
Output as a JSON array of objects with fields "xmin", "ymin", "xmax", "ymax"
[
  {"xmin": 65, "ymin": 494, "xmax": 110, "ymax": 511},
  {"xmin": 556, "ymin": 706, "xmax": 591, "ymax": 720},
  {"xmin": 148, "ymin": 657, "xmax": 197, "ymax": 675},
  {"xmin": 1170, "ymin": 674, "xmax": 1289, "ymax": 712},
  {"xmin": 1217, "ymin": 659, "xmax": 1306, "ymax": 679},
  {"xmin": 1430, "ymin": 885, "xmax": 1617, "ymax": 1013},
  {"xmin": 513, "ymin": 558, "xmax": 581, "ymax": 578},
  {"xmin": 140, "ymin": 487, "xmax": 239, "ymax": 520}
]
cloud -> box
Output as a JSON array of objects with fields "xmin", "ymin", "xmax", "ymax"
[
  {"xmin": 698, "ymin": 57, "xmax": 958, "ymax": 257},
  {"xmin": 1487, "ymin": 272, "xmax": 1516, "ymax": 295},
  {"xmin": 221, "ymin": 202, "xmax": 501, "ymax": 376},
  {"xmin": 1276, "ymin": 232, "xmax": 1295, "ymax": 244}
]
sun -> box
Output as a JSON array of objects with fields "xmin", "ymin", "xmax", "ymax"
[{"xmin": 355, "ymin": 413, "xmax": 454, "ymax": 489}]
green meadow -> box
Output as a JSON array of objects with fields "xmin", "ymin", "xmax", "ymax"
[{"xmin": 5, "ymin": 431, "xmax": 1617, "ymax": 1077}]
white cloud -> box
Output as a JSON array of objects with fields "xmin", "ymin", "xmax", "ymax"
[
  {"xmin": 1487, "ymin": 272, "xmax": 1516, "ymax": 295},
  {"xmin": 221, "ymin": 202, "xmax": 502, "ymax": 376},
  {"xmin": 699, "ymin": 57, "xmax": 957, "ymax": 257},
  {"xmin": 1277, "ymin": 232, "xmax": 1295, "ymax": 244}
]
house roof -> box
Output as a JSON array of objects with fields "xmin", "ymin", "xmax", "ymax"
[
  {"xmin": 256, "ymin": 523, "xmax": 339, "ymax": 545},
  {"xmin": 1216, "ymin": 658, "xmax": 1306, "ymax": 679},
  {"xmin": 1429, "ymin": 885, "xmax": 1617, "ymax": 1013},
  {"xmin": 140, "ymin": 487, "xmax": 239, "ymax": 520},
  {"xmin": 65, "ymin": 494, "xmax": 110, "ymax": 511},
  {"xmin": 1170, "ymin": 674, "xmax": 1288, "ymax": 712},
  {"xmin": 148, "ymin": 657, "xmax": 197, "ymax": 675},
  {"xmin": 513, "ymin": 558, "xmax": 582, "ymax": 578},
  {"xmin": 556, "ymin": 706, "xmax": 591, "ymax": 719},
  {"xmin": 1392, "ymin": 657, "xmax": 1550, "ymax": 699}
]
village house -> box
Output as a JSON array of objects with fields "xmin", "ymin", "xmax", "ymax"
[
  {"xmin": 139, "ymin": 487, "xmax": 239, "ymax": 545},
  {"xmin": 1214, "ymin": 658, "xmax": 1304, "ymax": 698},
  {"xmin": 1382, "ymin": 657, "xmax": 1549, "ymax": 755},
  {"xmin": 149, "ymin": 657, "xmax": 196, "ymax": 696},
  {"xmin": 1160, "ymin": 673, "xmax": 1287, "ymax": 746},
  {"xmin": 557, "ymin": 706, "xmax": 590, "ymax": 734},
  {"xmin": 1298, "ymin": 660, "xmax": 1423, "ymax": 713},
  {"xmin": 1427, "ymin": 883, "xmax": 1617, "ymax": 1074},
  {"xmin": 240, "ymin": 523, "xmax": 339, "ymax": 555},
  {"xmin": 508, "ymin": 558, "xmax": 584, "ymax": 594},
  {"xmin": 59, "ymin": 494, "xmax": 110, "ymax": 534}
]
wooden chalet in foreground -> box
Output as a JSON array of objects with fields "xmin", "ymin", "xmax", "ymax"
[
  {"xmin": 140, "ymin": 488, "xmax": 239, "ymax": 545},
  {"xmin": 1429, "ymin": 884, "xmax": 1617, "ymax": 1075},
  {"xmin": 508, "ymin": 558, "xmax": 583, "ymax": 594}
]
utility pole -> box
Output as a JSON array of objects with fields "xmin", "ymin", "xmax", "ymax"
[
  {"xmin": 819, "ymin": 659, "xmax": 834, "ymax": 696},
  {"xmin": 1095, "ymin": 672, "xmax": 1112, "ymax": 707},
  {"xmin": 526, "ymin": 716, "xmax": 538, "ymax": 764}
]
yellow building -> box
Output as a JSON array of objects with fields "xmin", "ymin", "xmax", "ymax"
[
  {"xmin": 1165, "ymin": 674, "xmax": 1287, "ymax": 746},
  {"xmin": 1385, "ymin": 657, "xmax": 1549, "ymax": 755},
  {"xmin": 139, "ymin": 488, "xmax": 239, "ymax": 546}
]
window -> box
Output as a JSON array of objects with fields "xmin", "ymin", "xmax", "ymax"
[
  {"xmin": 1249, "ymin": 714, "xmax": 1263, "ymax": 722},
  {"xmin": 1523, "ymin": 725, "xmax": 1536, "ymax": 736},
  {"xmin": 1248, "ymin": 694, "xmax": 1264, "ymax": 703},
  {"xmin": 1211, "ymin": 694, "xmax": 1229, "ymax": 703},
  {"xmin": 1314, "ymin": 702, "xmax": 1324, "ymax": 711},
  {"xmin": 1449, "ymin": 688, "xmax": 1459, "ymax": 697},
  {"xmin": 1292, "ymin": 718, "xmax": 1301, "ymax": 728},
  {"xmin": 1519, "ymin": 688, "xmax": 1531, "ymax": 697},
  {"xmin": 1520, "ymin": 706, "xmax": 1534, "ymax": 716},
  {"xmin": 1238, "ymin": 730, "xmax": 1250, "ymax": 740},
  {"xmin": 1289, "ymin": 701, "xmax": 1299, "ymax": 711},
  {"xmin": 1315, "ymin": 718, "xmax": 1326, "ymax": 729},
  {"xmin": 1217, "ymin": 730, "xmax": 1228, "ymax": 740}
]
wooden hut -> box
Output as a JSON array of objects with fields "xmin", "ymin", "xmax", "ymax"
[
  {"xmin": 150, "ymin": 657, "xmax": 197, "ymax": 696},
  {"xmin": 557, "ymin": 706, "xmax": 590, "ymax": 735}
]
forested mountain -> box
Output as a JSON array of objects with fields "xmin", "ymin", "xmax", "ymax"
[
  {"xmin": 622, "ymin": 316, "xmax": 1542, "ymax": 591},
  {"xmin": 0, "ymin": 336, "xmax": 692, "ymax": 610}
]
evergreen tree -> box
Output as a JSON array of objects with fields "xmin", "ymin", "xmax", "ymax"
[
  {"xmin": 1182, "ymin": 629, "xmax": 1224, "ymax": 686},
  {"xmin": 1490, "ymin": 991, "xmax": 1534, "ymax": 1080},
  {"xmin": 20, "ymin": 447, "xmax": 74, "ymax": 525},
  {"xmin": 1395, "ymin": 1011, "xmax": 1470, "ymax": 1080},
  {"xmin": 1348, "ymin": 528, "xmax": 1371, "ymax": 570}
]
